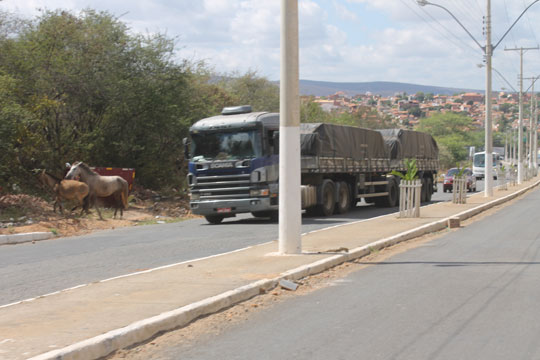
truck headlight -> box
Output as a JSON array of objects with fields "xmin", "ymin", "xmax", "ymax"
[
  {"xmin": 187, "ymin": 173, "xmax": 196, "ymax": 186},
  {"xmin": 250, "ymin": 189, "xmax": 269, "ymax": 197}
]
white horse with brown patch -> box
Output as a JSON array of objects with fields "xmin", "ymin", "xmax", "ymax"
[{"xmin": 65, "ymin": 162, "xmax": 129, "ymax": 219}]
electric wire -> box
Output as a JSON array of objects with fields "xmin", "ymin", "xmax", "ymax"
[
  {"xmin": 502, "ymin": 0, "xmax": 518, "ymax": 47},
  {"xmin": 400, "ymin": 0, "xmax": 481, "ymax": 56},
  {"xmin": 408, "ymin": 0, "xmax": 482, "ymax": 55},
  {"xmin": 521, "ymin": 0, "xmax": 540, "ymax": 47}
]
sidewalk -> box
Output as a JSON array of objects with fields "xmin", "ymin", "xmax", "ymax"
[{"xmin": 2, "ymin": 177, "xmax": 539, "ymax": 360}]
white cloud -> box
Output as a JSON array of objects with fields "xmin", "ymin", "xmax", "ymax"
[{"xmin": 2, "ymin": 0, "xmax": 539, "ymax": 90}]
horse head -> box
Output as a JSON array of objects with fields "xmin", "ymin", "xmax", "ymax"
[{"xmin": 65, "ymin": 161, "xmax": 82, "ymax": 180}]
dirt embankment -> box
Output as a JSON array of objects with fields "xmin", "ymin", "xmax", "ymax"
[{"xmin": 0, "ymin": 189, "xmax": 196, "ymax": 238}]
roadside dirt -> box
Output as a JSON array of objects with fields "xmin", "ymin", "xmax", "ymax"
[{"xmin": 0, "ymin": 189, "xmax": 197, "ymax": 238}]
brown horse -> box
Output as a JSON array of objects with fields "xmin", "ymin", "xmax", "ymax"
[
  {"xmin": 65, "ymin": 161, "xmax": 129, "ymax": 219},
  {"xmin": 38, "ymin": 170, "xmax": 90, "ymax": 214}
]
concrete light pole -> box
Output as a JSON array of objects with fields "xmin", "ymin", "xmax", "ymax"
[
  {"xmin": 529, "ymin": 80, "xmax": 535, "ymax": 169},
  {"xmin": 505, "ymin": 47, "xmax": 539, "ymax": 183},
  {"xmin": 278, "ymin": 0, "xmax": 301, "ymax": 254},
  {"xmin": 526, "ymin": 76, "xmax": 540, "ymax": 171},
  {"xmin": 418, "ymin": 0, "xmax": 540, "ymax": 191},
  {"xmin": 533, "ymin": 88, "xmax": 538, "ymax": 171},
  {"xmin": 484, "ymin": 0, "xmax": 493, "ymax": 196}
]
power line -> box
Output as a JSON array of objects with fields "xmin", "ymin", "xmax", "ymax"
[
  {"xmin": 411, "ymin": 1, "xmax": 483, "ymax": 55},
  {"xmin": 502, "ymin": 0, "xmax": 518, "ymax": 47},
  {"xmin": 521, "ymin": 0, "xmax": 540, "ymax": 46},
  {"xmin": 400, "ymin": 0, "xmax": 481, "ymax": 56}
]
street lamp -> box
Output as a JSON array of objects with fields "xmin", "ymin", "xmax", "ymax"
[
  {"xmin": 418, "ymin": 0, "xmax": 540, "ymax": 195},
  {"xmin": 418, "ymin": 0, "xmax": 494, "ymax": 197}
]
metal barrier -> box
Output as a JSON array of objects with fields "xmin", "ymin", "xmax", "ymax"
[{"xmin": 399, "ymin": 179, "xmax": 421, "ymax": 218}]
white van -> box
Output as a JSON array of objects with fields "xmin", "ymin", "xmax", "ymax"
[{"xmin": 472, "ymin": 151, "xmax": 501, "ymax": 179}]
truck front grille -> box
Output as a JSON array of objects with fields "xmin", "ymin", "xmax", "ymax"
[{"xmin": 192, "ymin": 174, "xmax": 251, "ymax": 200}]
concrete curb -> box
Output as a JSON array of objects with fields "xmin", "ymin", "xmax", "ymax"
[
  {"xmin": 28, "ymin": 180, "xmax": 540, "ymax": 360},
  {"xmin": 0, "ymin": 232, "xmax": 53, "ymax": 245}
]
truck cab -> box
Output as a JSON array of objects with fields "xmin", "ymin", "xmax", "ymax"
[{"xmin": 186, "ymin": 105, "xmax": 280, "ymax": 224}]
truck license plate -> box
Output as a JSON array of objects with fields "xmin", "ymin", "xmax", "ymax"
[{"xmin": 217, "ymin": 207, "xmax": 231, "ymax": 213}]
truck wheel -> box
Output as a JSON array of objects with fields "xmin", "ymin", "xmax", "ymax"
[
  {"xmin": 426, "ymin": 178, "xmax": 433, "ymax": 202},
  {"xmin": 376, "ymin": 177, "xmax": 398, "ymax": 207},
  {"xmin": 335, "ymin": 182, "xmax": 351, "ymax": 214},
  {"xmin": 316, "ymin": 179, "xmax": 335, "ymax": 216},
  {"xmin": 421, "ymin": 178, "xmax": 428, "ymax": 203},
  {"xmin": 205, "ymin": 215, "xmax": 224, "ymax": 224}
]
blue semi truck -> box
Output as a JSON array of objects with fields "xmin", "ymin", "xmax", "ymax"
[{"xmin": 185, "ymin": 105, "xmax": 439, "ymax": 224}]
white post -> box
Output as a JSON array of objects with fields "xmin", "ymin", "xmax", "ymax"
[
  {"xmin": 484, "ymin": 0, "xmax": 494, "ymax": 197},
  {"xmin": 533, "ymin": 91, "xmax": 538, "ymax": 171},
  {"xmin": 527, "ymin": 79, "xmax": 534, "ymax": 170},
  {"xmin": 279, "ymin": 0, "xmax": 301, "ymax": 254},
  {"xmin": 518, "ymin": 50, "xmax": 524, "ymax": 183},
  {"xmin": 532, "ymin": 80, "xmax": 538, "ymax": 173}
]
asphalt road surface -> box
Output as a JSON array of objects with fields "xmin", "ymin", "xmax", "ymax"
[
  {"xmin": 134, "ymin": 185, "xmax": 540, "ymax": 360},
  {"xmin": 0, "ymin": 181, "xmax": 485, "ymax": 305}
]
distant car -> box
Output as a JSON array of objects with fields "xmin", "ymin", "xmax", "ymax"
[{"xmin": 443, "ymin": 168, "xmax": 477, "ymax": 193}]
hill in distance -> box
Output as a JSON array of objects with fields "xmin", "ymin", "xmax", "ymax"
[{"xmin": 298, "ymin": 79, "xmax": 479, "ymax": 97}]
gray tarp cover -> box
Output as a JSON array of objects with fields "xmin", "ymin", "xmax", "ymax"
[
  {"xmin": 377, "ymin": 129, "xmax": 438, "ymax": 160},
  {"xmin": 300, "ymin": 123, "xmax": 387, "ymax": 159}
]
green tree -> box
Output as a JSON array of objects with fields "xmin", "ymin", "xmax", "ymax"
[
  {"xmin": 218, "ymin": 71, "xmax": 279, "ymax": 112},
  {"xmin": 417, "ymin": 112, "xmax": 482, "ymax": 167},
  {"xmin": 0, "ymin": 9, "xmax": 208, "ymax": 189}
]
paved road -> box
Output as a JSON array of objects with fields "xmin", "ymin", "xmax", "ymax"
[
  {"xmin": 138, "ymin": 186, "xmax": 540, "ymax": 360},
  {"xmin": 0, "ymin": 181, "xmax": 483, "ymax": 305}
]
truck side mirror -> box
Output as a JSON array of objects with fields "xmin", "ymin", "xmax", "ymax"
[
  {"xmin": 183, "ymin": 137, "xmax": 190, "ymax": 160},
  {"xmin": 272, "ymin": 131, "xmax": 279, "ymax": 155}
]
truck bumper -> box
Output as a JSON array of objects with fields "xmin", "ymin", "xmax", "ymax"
[{"xmin": 190, "ymin": 197, "xmax": 277, "ymax": 216}]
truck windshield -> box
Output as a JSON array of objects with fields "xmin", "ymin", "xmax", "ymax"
[{"xmin": 191, "ymin": 130, "xmax": 262, "ymax": 161}]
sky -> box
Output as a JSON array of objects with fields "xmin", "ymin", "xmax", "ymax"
[{"xmin": 2, "ymin": 0, "xmax": 540, "ymax": 92}]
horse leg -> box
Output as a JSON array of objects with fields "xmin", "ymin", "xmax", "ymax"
[
  {"xmin": 56, "ymin": 195, "xmax": 64, "ymax": 214},
  {"xmin": 95, "ymin": 200, "xmax": 104, "ymax": 220},
  {"xmin": 82, "ymin": 195, "xmax": 91, "ymax": 215}
]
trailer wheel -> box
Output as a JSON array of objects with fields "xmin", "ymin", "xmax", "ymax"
[
  {"xmin": 425, "ymin": 178, "xmax": 433, "ymax": 202},
  {"xmin": 205, "ymin": 215, "xmax": 224, "ymax": 224},
  {"xmin": 421, "ymin": 178, "xmax": 428, "ymax": 203},
  {"xmin": 316, "ymin": 179, "xmax": 336, "ymax": 216},
  {"xmin": 335, "ymin": 181, "xmax": 351, "ymax": 214},
  {"xmin": 376, "ymin": 177, "xmax": 398, "ymax": 207}
]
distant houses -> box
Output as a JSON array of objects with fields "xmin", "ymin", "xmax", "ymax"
[{"xmin": 303, "ymin": 89, "xmax": 526, "ymax": 133}]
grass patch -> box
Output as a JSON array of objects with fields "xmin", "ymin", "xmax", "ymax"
[{"xmin": 369, "ymin": 246, "xmax": 379, "ymax": 255}]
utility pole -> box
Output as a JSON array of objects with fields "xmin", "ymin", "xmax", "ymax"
[
  {"xmin": 505, "ymin": 133, "xmax": 508, "ymax": 162},
  {"xmin": 528, "ymin": 78, "xmax": 536, "ymax": 169},
  {"xmin": 505, "ymin": 46, "xmax": 539, "ymax": 183},
  {"xmin": 484, "ymin": 0, "xmax": 493, "ymax": 196},
  {"xmin": 524, "ymin": 76, "xmax": 540, "ymax": 173},
  {"xmin": 279, "ymin": 0, "xmax": 301, "ymax": 254},
  {"xmin": 532, "ymin": 79, "xmax": 539, "ymax": 172}
]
